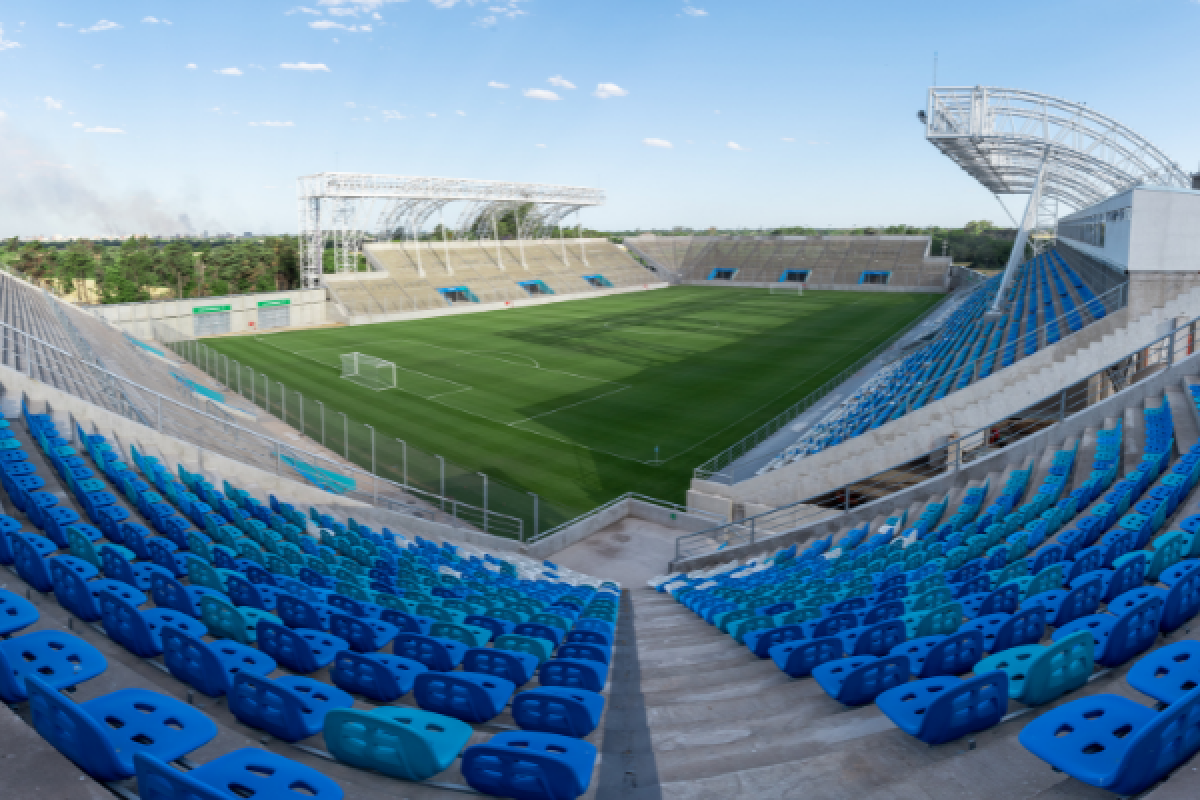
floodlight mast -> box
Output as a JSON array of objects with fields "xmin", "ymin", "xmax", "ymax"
[
  {"xmin": 296, "ymin": 173, "xmax": 605, "ymax": 288},
  {"xmin": 923, "ymin": 86, "xmax": 1189, "ymax": 312}
]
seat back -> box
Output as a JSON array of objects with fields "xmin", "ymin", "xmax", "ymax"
[
  {"xmin": 853, "ymin": 619, "xmax": 906, "ymax": 657},
  {"xmin": 67, "ymin": 526, "xmax": 101, "ymax": 569},
  {"xmin": 1163, "ymin": 567, "xmax": 1200, "ymax": 633},
  {"xmin": 323, "ymin": 707, "xmax": 467, "ymax": 781},
  {"xmin": 161, "ymin": 624, "xmax": 232, "ymax": 697},
  {"xmin": 413, "ymin": 672, "xmax": 514, "ymax": 723},
  {"xmin": 186, "ymin": 556, "xmax": 226, "ymax": 593},
  {"xmin": 1107, "ymin": 553, "xmax": 1148, "ymax": 602},
  {"xmin": 98, "ymin": 588, "xmax": 160, "ymax": 657},
  {"xmin": 226, "ymin": 574, "xmax": 268, "ymax": 611},
  {"xmin": 331, "ymin": 651, "xmax": 415, "ymax": 702},
  {"xmin": 838, "ymin": 655, "xmax": 911, "ymax": 705},
  {"xmin": 772, "ymin": 637, "xmax": 845, "ymax": 678},
  {"xmin": 1104, "ymin": 593, "xmax": 1164, "ymax": 667},
  {"xmin": 1023, "ymin": 630, "xmax": 1095, "ymax": 705},
  {"xmin": 462, "ymin": 648, "xmax": 538, "ymax": 686},
  {"xmin": 256, "ymin": 619, "xmax": 319, "ymax": 673},
  {"xmin": 276, "ymin": 594, "xmax": 325, "ymax": 630},
  {"xmin": 1053, "ymin": 578, "xmax": 1104, "ymax": 627},
  {"xmin": 992, "ymin": 606, "xmax": 1047, "ymax": 653},
  {"xmin": 916, "ymin": 602, "xmax": 964, "ymax": 638},
  {"xmin": 395, "ymin": 633, "xmax": 461, "ymax": 671},
  {"xmin": 920, "ymin": 630, "xmax": 985, "ymax": 678},
  {"xmin": 331, "ymin": 613, "xmax": 387, "ymax": 653},
  {"xmin": 979, "ymin": 584, "xmax": 1019, "ymax": 615},
  {"xmin": 26, "ymin": 674, "xmax": 123, "ymax": 782},
  {"xmin": 12, "ymin": 533, "xmax": 52, "ymax": 592},
  {"xmin": 228, "ymin": 673, "xmax": 307, "ymax": 741},
  {"xmin": 460, "ymin": 731, "xmax": 596, "ymax": 800},
  {"xmin": 49, "ymin": 559, "xmax": 100, "ymax": 621},
  {"xmin": 1119, "ymin": 686, "xmax": 1200, "ymax": 794},
  {"xmin": 199, "ymin": 595, "xmax": 250, "ymax": 644},
  {"xmin": 1149, "ymin": 531, "xmax": 1188, "ymax": 583},
  {"xmin": 919, "ymin": 671, "xmax": 1009, "ymax": 745}
]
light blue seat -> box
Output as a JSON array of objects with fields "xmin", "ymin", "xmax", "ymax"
[
  {"xmin": 975, "ymin": 629, "xmax": 1094, "ymax": 705},
  {"xmin": 1051, "ymin": 589, "xmax": 1162, "ymax": 668},
  {"xmin": 27, "ymin": 675, "xmax": 218, "ymax": 782},
  {"xmin": 324, "ymin": 706, "xmax": 472, "ymax": 781}
]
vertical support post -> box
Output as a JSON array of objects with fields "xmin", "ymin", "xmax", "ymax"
[
  {"xmin": 441, "ymin": 206, "xmax": 452, "ymax": 273},
  {"xmin": 478, "ymin": 472, "xmax": 488, "ymax": 533},
  {"xmin": 527, "ymin": 492, "xmax": 538, "ymax": 543},
  {"xmin": 1059, "ymin": 388, "xmax": 1067, "ymax": 421},
  {"xmin": 559, "ymin": 219, "xmax": 568, "ymax": 265},
  {"xmin": 577, "ymin": 210, "xmax": 588, "ymax": 266},
  {"xmin": 517, "ymin": 205, "xmax": 527, "ymax": 269},
  {"xmin": 991, "ymin": 153, "xmax": 1048, "ymax": 314},
  {"xmin": 1167, "ymin": 318, "xmax": 1179, "ymax": 366},
  {"xmin": 492, "ymin": 211, "xmax": 503, "ymax": 270}
]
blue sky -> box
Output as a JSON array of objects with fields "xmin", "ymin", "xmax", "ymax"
[{"xmin": 2, "ymin": 1, "xmax": 1199, "ymax": 237}]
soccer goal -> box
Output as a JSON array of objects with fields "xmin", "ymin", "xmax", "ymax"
[
  {"xmin": 340, "ymin": 352, "xmax": 397, "ymax": 391},
  {"xmin": 769, "ymin": 284, "xmax": 805, "ymax": 296}
]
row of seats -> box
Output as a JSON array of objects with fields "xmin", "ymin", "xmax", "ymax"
[
  {"xmin": 0, "ymin": 405, "xmax": 617, "ymax": 799},
  {"xmin": 658, "ymin": 392, "xmax": 1200, "ymax": 794},
  {"xmin": 759, "ymin": 250, "xmax": 1107, "ymax": 473}
]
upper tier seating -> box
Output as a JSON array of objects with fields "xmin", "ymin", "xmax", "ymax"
[
  {"xmin": 0, "ymin": 399, "xmax": 618, "ymax": 799},
  {"xmin": 758, "ymin": 250, "xmax": 1112, "ymax": 472}
]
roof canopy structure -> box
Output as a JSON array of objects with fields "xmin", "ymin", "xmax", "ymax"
[
  {"xmin": 296, "ymin": 173, "xmax": 605, "ymax": 288},
  {"xmin": 924, "ymin": 87, "xmax": 1189, "ymax": 212}
]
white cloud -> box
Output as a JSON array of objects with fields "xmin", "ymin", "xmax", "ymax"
[
  {"xmin": 281, "ymin": 62, "xmax": 330, "ymax": 71},
  {"xmin": 80, "ymin": 20, "xmax": 122, "ymax": 34},
  {"xmin": 643, "ymin": 138, "xmax": 673, "ymax": 148},
  {"xmin": 72, "ymin": 122, "xmax": 84, "ymax": 128},
  {"xmin": 310, "ymin": 20, "xmax": 370, "ymax": 31},
  {"xmin": 524, "ymin": 89, "xmax": 560, "ymax": 101},
  {"xmin": 345, "ymin": 101, "xmax": 356, "ymax": 108},
  {"xmin": 594, "ymin": 83, "xmax": 628, "ymax": 99},
  {"xmin": 215, "ymin": 67, "xmax": 243, "ymax": 76},
  {"xmin": 727, "ymin": 141, "xmax": 747, "ymax": 151},
  {"xmin": 57, "ymin": 22, "xmax": 73, "ymax": 28},
  {"xmin": 683, "ymin": 6, "xmax": 708, "ymax": 16},
  {"xmin": 329, "ymin": 7, "xmax": 359, "ymax": 15},
  {"xmin": 319, "ymin": 0, "xmax": 408, "ymax": 9},
  {"xmin": 382, "ymin": 110, "xmax": 405, "ymax": 120},
  {"xmin": 781, "ymin": 137, "xmax": 795, "ymax": 142},
  {"xmin": 142, "ymin": 16, "xmax": 172, "ymax": 25},
  {"xmin": 208, "ymin": 107, "xmax": 221, "ymax": 113},
  {"xmin": 249, "ymin": 121, "xmax": 295, "ymax": 127},
  {"xmin": 85, "ymin": 126, "xmax": 125, "ymax": 134},
  {"xmin": 0, "ymin": 24, "xmax": 21, "ymax": 50},
  {"xmin": 535, "ymin": 143, "xmax": 547, "ymax": 148},
  {"xmin": 456, "ymin": 110, "xmax": 466, "ymax": 116},
  {"xmin": 43, "ymin": 97, "xmax": 63, "ymax": 111},
  {"xmin": 488, "ymin": 81, "xmax": 509, "ymax": 89},
  {"xmin": 286, "ymin": 7, "xmax": 324, "ymax": 15},
  {"xmin": 476, "ymin": 15, "xmax": 498, "ymax": 27},
  {"xmin": 185, "ymin": 63, "xmax": 197, "ymax": 69},
  {"xmin": 427, "ymin": 112, "xmax": 437, "ymax": 117},
  {"xmin": 548, "ymin": 75, "xmax": 576, "ymax": 90},
  {"xmin": 93, "ymin": 64, "xmax": 103, "ymax": 69}
]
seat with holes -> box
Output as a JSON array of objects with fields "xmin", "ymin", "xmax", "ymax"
[
  {"xmin": 50, "ymin": 562, "xmax": 147, "ymax": 623},
  {"xmin": 149, "ymin": 573, "xmax": 223, "ymax": 619},
  {"xmin": 1018, "ymin": 685, "xmax": 1200, "ymax": 795},
  {"xmin": 975, "ymin": 629, "xmax": 1095, "ymax": 705},
  {"xmin": 0, "ymin": 586, "xmax": 40, "ymax": 635},
  {"xmin": 198, "ymin": 595, "xmax": 277, "ymax": 645},
  {"xmin": 98, "ymin": 589, "xmax": 208, "ymax": 658},
  {"xmin": 1126, "ymin": 640, "xmax": 1200, "ymax": 704},
  {"xmin": 324, "ymin": 706, "xmax": 473, "ymax": 781},
  {"xmin": 329, "ymin": 612, "xmax": 399, "ymax": 653},
  {"xmin": 393, "ymin": 632, "xmax": 469, "ymax": 672},
  {"xmin": 812, "ymin": 654, "xmax": 911, "ymax": 705},
  {"xmin": 0, "ymin": 630, "xmax": 107, "ymax": 703},
  {"xmin": 769, "ymin": 637, "xmax": 844, "ymax": 679},
  {"xmin": 461, "ymin": 731, "xmax": 597, "ymax": 800},
  {"xmin": 134, "ymin": 749, "xmax": 344, "ymax": 800},
  {"xmin": 413, "ymin": 671, "xmax": 515, "ymax": 723},
  {"xmin": 461, "ymin": 647, "xmax": 541, "ymax": 687},
  {"xmin": 512, "ymin": 687, "xmax": 605, "ymax": 739},
  {"xmin": 228, "ymin": 672, "xmax": 353, "ymax": 742},
  {"xmin": 330, "ymin": 650, "xmax": 428, "ymax": 703},
  {"xmin": 161, "ymin": 624, "xmax": 277, "ymax": 698},
  {"xmin": 276, "ymin": 593, "xmax": 337, "ymax": 632},
  {"xmin": 539, "ymin": 657, "xmax": 609, "ymax": 692},
  {"xmin": 26, "ymin": 674, "xmax": 218, "ymax": 782},
  {"xmin": 256, "ymin": 619, "xmax": 347, "ymax": 674},
  {"xmin": 876, "ymin": 671, "xmax": 1009, "ymax": 745},
  {"xmin": 1052, "ymin": 591, "xmax": 1163, "ymax": 668}
]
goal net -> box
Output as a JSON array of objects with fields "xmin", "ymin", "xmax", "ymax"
[
  {"xmin": 340, "ymin": 352, "xmax": 397, "ymax": 391},
  {"xmin": 769, "ymin": 284, "xmax": 804, "ymax": 296}
]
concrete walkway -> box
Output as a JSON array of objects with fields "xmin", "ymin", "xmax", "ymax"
[{"xmin": 553, "ymin": 517, "xmax": 683, "ymax": 586}]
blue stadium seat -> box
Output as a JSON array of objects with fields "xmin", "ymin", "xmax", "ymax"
[
  {"xmin": 812, "ymin": 655, "xmax": 911, "ymax": 705},
  {"xmin": 876, "ymin": 671, "xmax": 1009, "ymax": 745},
  {"xmin": 539, "ymin": 657, "xmax": 608, "ymax": 692},
  {"xmin": 161, "ymin": 624, "xmax": 277, "ymax": 698},
  {"xmin": 27, "ymin": 675, "xmax": 218, "ymax": 782},
  {"xmin": 329, "ymin": 612, "xmax": 399, "ymax": 653},
  {"xmin": 324, "ymin": 706, "xmax": 472, "ymax": 781},
  {"xmin": 330, "ymin": 650, "xmax": 428, "ymax": 702},
  {"xmin": 0, "ymin": 630, "xmax": 107, "ymax": 703},
  {"xmin": 413, "ymin": 670, "xmax": 515, "ymax": 723},
  {"xmin": 134, "ymin": 749, "xmax": 344, "ymax": 800},
  {"xmin": 512, "ymin": 687, "xmax": 605, "ymax": 738},
  {"xmin": 98, "ymin": 588, "xmax": 208, "ymax": 658},
  {"xmin": 228, "ymin": 672, "xmax": 353, "ymax": 742},
  {"xmin": 462, "ymin": 647, "xmax": 541, "ymax": 686},
  {"xmin": 256, "ymin": 619, "xmax": 346, "ymax": 673},
  {"xmin": 461, "ymin": 731, "xmax": 597, "ymax": 800}
]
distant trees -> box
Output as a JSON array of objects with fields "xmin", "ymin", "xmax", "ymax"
[{"xmin": 4, "ymin": 236, "xmax": 303, "ymax": 304}]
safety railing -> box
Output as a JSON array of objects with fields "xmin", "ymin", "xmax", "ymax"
[
  {"xmin": 697, "ymin": 277, "xmax": 1128, "ymax": 485},
  {"xmin": 675, "ymin": 309, "xmax": 1193, "ymax": 562}
]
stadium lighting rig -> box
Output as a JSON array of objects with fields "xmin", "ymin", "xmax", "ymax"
[
  {"xmin": 922, "ymin": 86, "xmax": 1189, "ymax": 312},
  {"xmin": 296, "ymin": 173, "xmax": 605, "ymax": 288}
]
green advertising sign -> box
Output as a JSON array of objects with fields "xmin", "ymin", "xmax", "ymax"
[
  {"xmin": 258, "ymin": 298, "xmax": 291, "ymax": 307},
  {"xmin": 192, "ymin": 304, "xmax": 232, "ymax": 314}
]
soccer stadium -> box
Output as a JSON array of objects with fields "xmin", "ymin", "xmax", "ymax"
[{"xmin": 7, "ymin": 14, "xmax": 1200, "ymax": 800}]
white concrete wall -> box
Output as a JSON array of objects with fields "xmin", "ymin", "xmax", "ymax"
[
  {"xmin": 87, "ymin": 289, "xmax": 330, "ymax": 338},
  {"xmin": 1059, "ymin": 186, "xmax": 1200, "ymax": 274}
]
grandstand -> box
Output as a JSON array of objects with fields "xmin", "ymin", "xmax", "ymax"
[
  {"xmin": 627, "ymin": 234, "xmax": 953, "ymax": 290},
  {"xmin": 326, "ymin": 239, "xmax": 658, "ymax": 317}
]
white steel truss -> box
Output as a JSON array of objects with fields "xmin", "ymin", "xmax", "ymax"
[
  {"xmin": 296, "ymin": 173, "xmax": 605, "ymax": 287},
  {"xmin": 925, "ymin": 86, "xmax": 1189, "ymax": 310}
]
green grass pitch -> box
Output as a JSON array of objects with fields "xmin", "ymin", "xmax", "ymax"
[{"xmin": 202, "ymin": 286, "xmax": 942, "ymax": 531}]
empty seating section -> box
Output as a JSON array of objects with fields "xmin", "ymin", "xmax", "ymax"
[
  {"xmin": 330, "ymin": 240, "xmax": 655, "ymax": 316},
  {"xmin": 0, "ymin": 403, "xmax": 618, "ymax": 799},
  {"xmin": 628, "ymin": 235, "xmax": 949, "ymax": 288},
  {"xmin": 759, "ymin": 250, "xmax": 1108, "ymax": 472},
  {"xmin": 655, "ymin": 384, "xmax": 1200, "ymax": 793}
]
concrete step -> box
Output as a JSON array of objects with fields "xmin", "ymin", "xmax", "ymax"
[{"xmin": 1166, "ymin": 384, "xmax": 1200, "ymax": 456}]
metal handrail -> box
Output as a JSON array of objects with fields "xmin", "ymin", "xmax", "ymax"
[
  {"xmin": 675, "ymin": 308, "xmax": 1192, "ymax": 563},
  {"xmin": 526, "ymin": 492, "xmax": 725, "ymax": 545},
  {"xmin": 698, "ymin": 275, "xmax": 1128, "ymax": 485}
]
